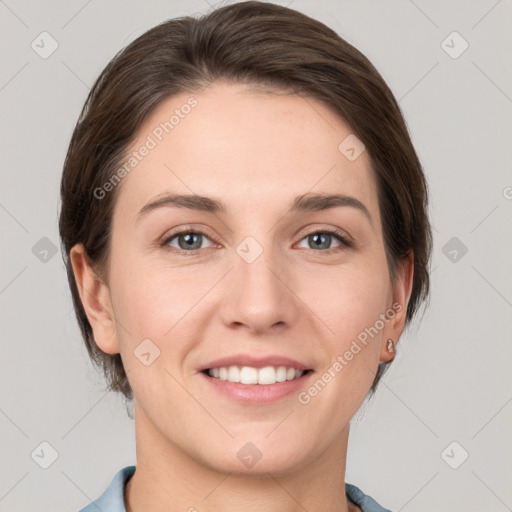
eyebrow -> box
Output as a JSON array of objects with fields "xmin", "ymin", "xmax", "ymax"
[{"xmin": 136, "ymin": 192, "xmax": 373, "ymax": 226}]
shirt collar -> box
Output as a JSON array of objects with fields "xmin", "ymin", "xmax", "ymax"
[{"xmin": 79, "ymin": 465, "xmax": 392, "ymax": 512}]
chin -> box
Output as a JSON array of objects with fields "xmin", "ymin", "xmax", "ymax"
[{"xmin": 198, "ymin": 437, "xmax": 313, "ymax": 477}]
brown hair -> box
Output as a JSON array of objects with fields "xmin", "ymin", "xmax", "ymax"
[{"xmin": 59, "ymin": 0, "xmax": 432, "ymax": 403}]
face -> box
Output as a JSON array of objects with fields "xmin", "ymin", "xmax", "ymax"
[{"xmin": 72, "ymin": 81, "xmax": 412, "ymax": 476}]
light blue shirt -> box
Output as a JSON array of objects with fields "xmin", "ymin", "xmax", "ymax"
[{"xmin": 78, "ymin": 465, "xmax": 393, "ymax": 512}]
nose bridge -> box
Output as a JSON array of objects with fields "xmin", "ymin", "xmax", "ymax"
[{"xmin": 224, "ymin": 232, "xmax": 296, "ymax": 332}]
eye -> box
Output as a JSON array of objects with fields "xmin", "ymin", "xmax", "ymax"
[
  {"xmin": 161, "ymin": 230, "xmax": 214, "ymax": 254},
  {"xmin": 161, "ymin": 227, "xmax": 352, "ymax": 255},
  {"xmin": 296, "ymin": 229, "xmax": 352, "ymax": 251}
]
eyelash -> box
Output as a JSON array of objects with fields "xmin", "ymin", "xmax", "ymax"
[{"xmin": 160, "ymin": 227, "xmax": 353, "ymax": 256}]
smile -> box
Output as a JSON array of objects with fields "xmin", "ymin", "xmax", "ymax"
[{"xmin": 204, "ymin": 365, "xmax": 309, "ymax": 385}]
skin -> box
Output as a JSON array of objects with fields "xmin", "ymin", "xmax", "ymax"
[{"xmin": 71, "ymin": 81, "xmax": 413, "ymax": 512}]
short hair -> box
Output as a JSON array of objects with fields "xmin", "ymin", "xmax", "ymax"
[{"xmin": 59, "ymin": 0, "xmax": 432, "ymax": 403}]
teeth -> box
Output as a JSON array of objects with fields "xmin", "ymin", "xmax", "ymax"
[
  {"xmin": 207, "ymin": 365, "xmax": 306, "ymax": 385},
  {"xmin": 227, "ymin": 366, "xmax": 240, "ymax": 383},
  {"xmin": 240, "ymin": 366, "xmax": 258, "ymax": 384}
]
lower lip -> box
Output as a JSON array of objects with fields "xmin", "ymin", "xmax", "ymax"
[{"xmin": 199, "ymin": 371, "xmax": 313, "ymax": 404}]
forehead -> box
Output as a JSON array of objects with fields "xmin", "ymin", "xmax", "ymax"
[{"xmin": 115, "ymin": 81, "xmax": 379, "ymax": 222}]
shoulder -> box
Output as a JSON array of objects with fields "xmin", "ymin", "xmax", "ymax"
[
  {"xmin": 77, "ymin": 465, "xmax": 136, "ymax": 512},
  {"xmin": 345, "ymin": 482, "xmax": 394, "ymax": 512}
]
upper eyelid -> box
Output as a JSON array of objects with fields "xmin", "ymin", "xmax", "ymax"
[{"xmin": 162, "ymin": 227, "xmax": 217, "ymax": 245}]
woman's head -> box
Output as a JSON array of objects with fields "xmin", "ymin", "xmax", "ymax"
[{"xmin": 59, "ymin": 0, "xmax": 431, "ymax": 463}]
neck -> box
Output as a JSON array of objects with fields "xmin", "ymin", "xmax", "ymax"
[{"xmin": 125, "ymin": 402, "xmax": 355, "ymax": 512}]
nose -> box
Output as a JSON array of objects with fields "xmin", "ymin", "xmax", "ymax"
[{"xmin": 219, "ymin": 241, "xmax": 300, "ymax": 336}]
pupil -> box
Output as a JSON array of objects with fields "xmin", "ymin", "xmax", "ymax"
[
  {"xmin": 311, "ymin": 233, "xmax": 330, "ymax": 249},
  {"xmin": 181, "ymin": 233, "xmax": 200, "ymax": 249}
]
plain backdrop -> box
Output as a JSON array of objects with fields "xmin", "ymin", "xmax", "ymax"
[{"xmin": 0, "ymin": 1, "xmax": 511, "ymax": 511}]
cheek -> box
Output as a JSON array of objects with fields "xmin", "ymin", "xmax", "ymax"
[
  {"xmin": 304, "ymin": 259, "xmax": 390, "ymax": 342},
  {"xmin": 303, "ymin": 266, "xmax": 390, "ymax": 413},
  {"xmin": 109, "ymin": 252, "xmax": 218, "ymax": 352},
  {"xmin": 107, "ymin": 241, "xmax": 168, "ymax": 336},
  {"xmin": 111, "ymin": 268, "xmax": 182, "ymax": 336},
  {"xmin": 108, "ymin": 263, "xmax": 198, "ymax": 396}
]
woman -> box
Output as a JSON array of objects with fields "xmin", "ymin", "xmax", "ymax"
[{"xmin": 59, "ymin": 2, "xmax": 432, "ymax": 511}]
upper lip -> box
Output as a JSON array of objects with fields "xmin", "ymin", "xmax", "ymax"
[{"xmin": 199, "ymin": 353, "xmax": 312, "ymax": 372}]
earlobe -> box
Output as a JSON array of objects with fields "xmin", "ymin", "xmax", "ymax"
[{"xmin": 69, "ymin": 244, "xmax": 120, "ymax": 355}]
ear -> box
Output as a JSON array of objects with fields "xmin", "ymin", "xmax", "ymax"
[
  {"xmin": 380, "ymin": 251, "xmax": 414, "ymax": 363},
  {"xmin": 69, "ymin": 243, "xmax": 120, "ymax": 354}
]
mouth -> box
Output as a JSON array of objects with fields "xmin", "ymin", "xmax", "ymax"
[
  {"xmin": 199, "ymin": 365, "xmax": 314, "ymax": 404},
  {"xmin": 201, "ymin": 365, "xmax": 313, "ymax": 385},
  {"xmin": 197, "ymin": 353, "xmax": 314, "ymax": 403}
]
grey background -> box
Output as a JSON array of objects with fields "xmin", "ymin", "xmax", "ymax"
[{"xmin": 1, "ymin": 0, "xmax": 511, "ymax": 511}]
